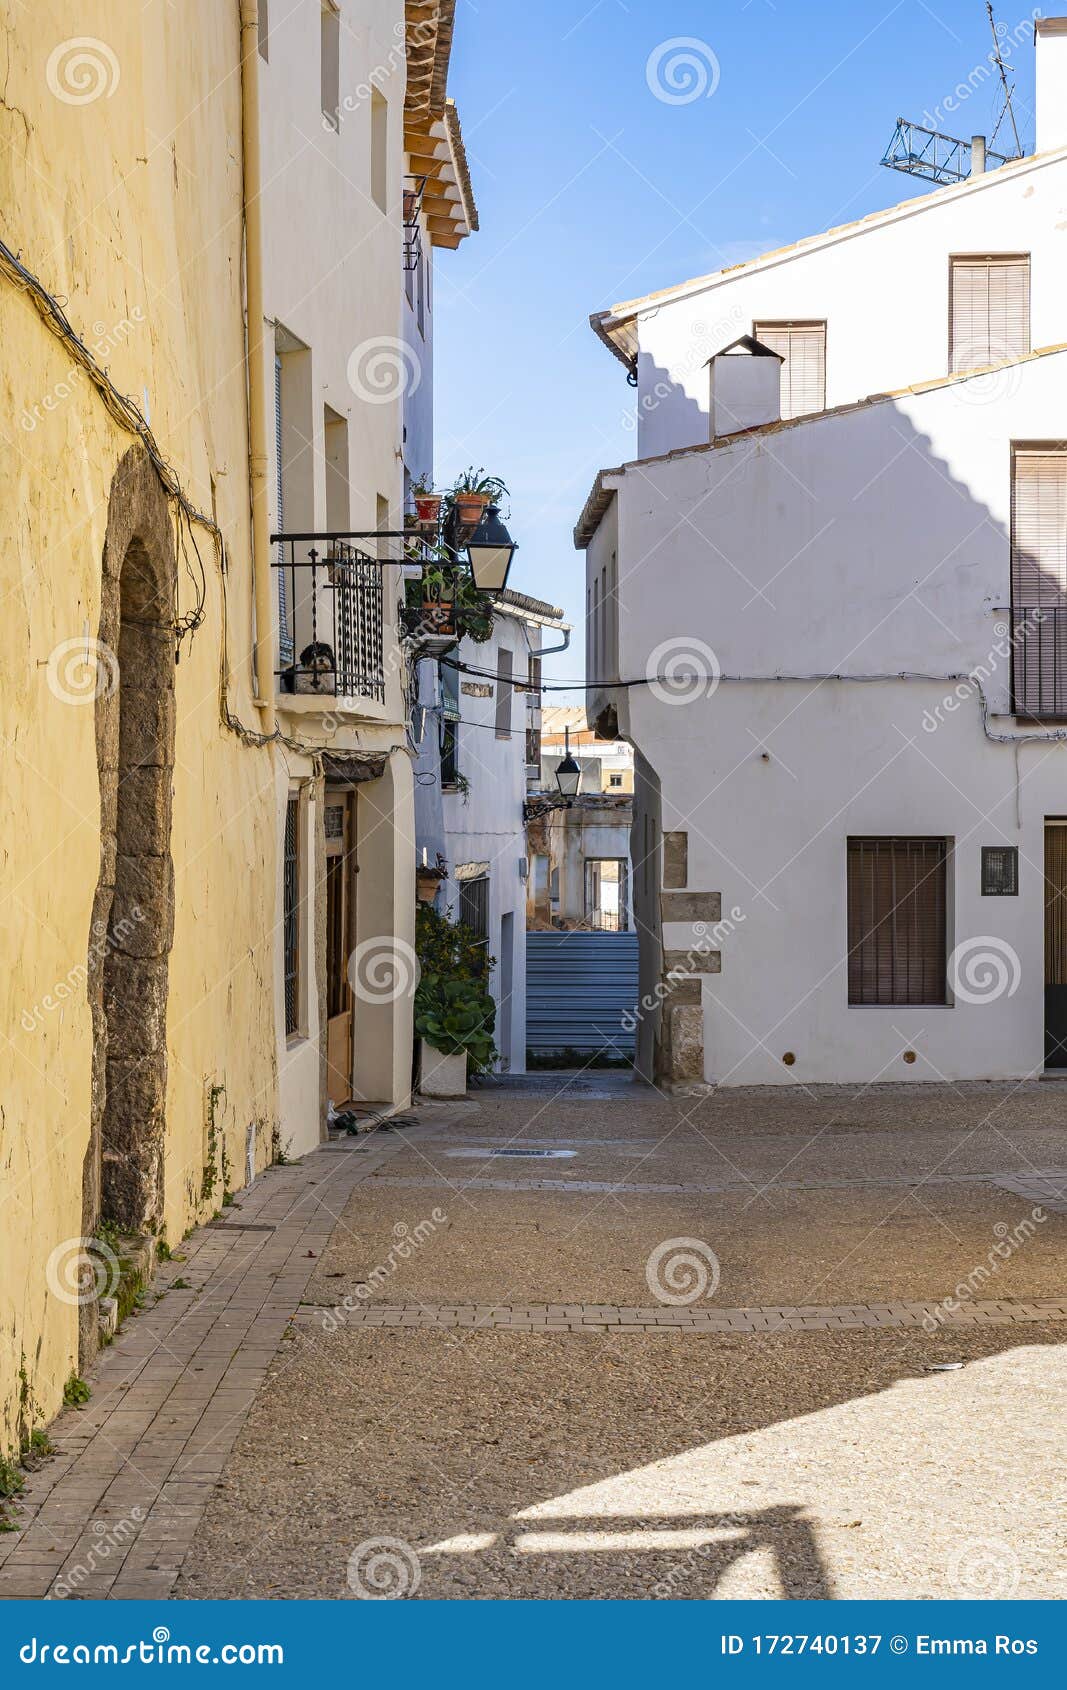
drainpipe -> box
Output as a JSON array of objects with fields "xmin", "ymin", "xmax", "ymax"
[{"xmin": 240, "ymin": 1, "xmax": 275, "ymax": 732}]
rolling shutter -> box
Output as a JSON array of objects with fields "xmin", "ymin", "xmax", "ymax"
[
  {"xmin": 847, "ymin": 837, "xmax": 948, "ymax": 1006},
  {"xmin": 1011, "ymin": 449, "xmax": 1067, "ymax": 718},
  {"xmin": 753, "ymin": 321, "xmax": 826, "ymax": 418},
  {"xmin": 275, "ymin": 354, "xmax": 294, "ymax": 665},
  {"xmin": 950, "ymin": 256, "xmax": 1029, "ymax": 371}
]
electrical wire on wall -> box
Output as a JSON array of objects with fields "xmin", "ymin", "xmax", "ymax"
[{"xmin": 0, "ymin": 231, "xmax": 411, "ymax": 765}]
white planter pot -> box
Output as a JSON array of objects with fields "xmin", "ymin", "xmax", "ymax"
[{"xmin": 418, "ymin": 1041, "xmax": 467, "ymax": 1099}]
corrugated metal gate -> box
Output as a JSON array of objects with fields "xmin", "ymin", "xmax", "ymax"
[{"xmin": 526, "ymin": 931, "xmax": 640, "ymax": 1056}]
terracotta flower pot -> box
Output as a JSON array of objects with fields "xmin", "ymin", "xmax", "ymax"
[
  {"xmin": 413, "ymin": 492, "xmax": 442, "ymax": 524},
  {"xmin": 453, "ymin": 492, "xmax": 489, "ymax": 528}
]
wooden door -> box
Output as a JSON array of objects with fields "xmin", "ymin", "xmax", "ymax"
[
  {"xmin": 1045, "ymin": 822, "xmax": 1067, "ymax": 1068},
  {"xmin": 325, "ymin": 792, "xmax": 355, "ymax": 1104}
]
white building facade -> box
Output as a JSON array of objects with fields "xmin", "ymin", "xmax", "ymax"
[
  {"xmin": 578, "ymin": 20, "xmax": 1067, "ymax": 1089},
  {"xmin": 259, "ymin": 1, "xmax": 475, "ymax": 1147},
  {"xmin": 414, "ymin": 594, "xmax": 564, "ymax": 1074}
]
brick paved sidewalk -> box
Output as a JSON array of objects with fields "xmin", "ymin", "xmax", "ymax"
[
  {"xmin": 291, "ymin": 1298, "xmax": 1067, "ymax": 1332},
  {"xmin": 0, "ymin": 1130, "xmax": 423, "ymax": 1599}
]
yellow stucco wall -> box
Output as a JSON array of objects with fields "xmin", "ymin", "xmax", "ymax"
[{"xmin": 0, "ymin": 4, "xmax": 277, "ymax": 1446}]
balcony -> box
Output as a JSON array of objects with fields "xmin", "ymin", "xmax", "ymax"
[
  {"xmin": 1012, "ymin": 605, "xmax": 1067, "ymax": 720},
  {"xmin": 273, "ymin": 536, "xmax": 386, "ymax": 704}
]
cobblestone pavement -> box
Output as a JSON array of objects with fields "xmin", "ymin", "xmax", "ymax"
[{"xmin": 2, "ymin": 1079, "xmax": 1065, "ymax": 1600}]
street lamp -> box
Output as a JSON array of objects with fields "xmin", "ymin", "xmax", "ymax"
[
  {"xmin": 554, "ymin": 726, "xmax": 581, "ymax": 800},
  {"xmin": 465, "ymin": 503, "xmax": 517, "ymax": 594}
]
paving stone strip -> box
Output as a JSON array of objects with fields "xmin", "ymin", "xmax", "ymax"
[
  {"xmin": 0, "ymin": 1131, "xmax": 415, "ymax": 1600},
  {"xmin": 292, "ymin": 1299, "xmax": 1067, "ymax": 1333},
  {"xmin": 366, "ymin": 1169, "xmax": 1067, "ymax": 1200}
]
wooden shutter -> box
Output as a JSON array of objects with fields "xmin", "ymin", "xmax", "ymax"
[
  {"xmin": 847, "ymin": 838, "xmax": 947, "ymax": 1006},
  {"xmin": 495, "ymin": 647, "xmax": 513, "ymax": 739},
  {"xmin": 753, "ymin": 321, "xmax": 825, "ymax": 418},
  {"xmin": 950, "ymin": 256, "xmax": 1029, "ymax": 372},
  {"xmin": 1011, "ymin": 450, "xmax": 1067, "ymax": 718}
]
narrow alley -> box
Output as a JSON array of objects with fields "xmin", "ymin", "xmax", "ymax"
[{"xmin": 3, "ymin": 1078, "xmax": 1063, "ymax": 1601}]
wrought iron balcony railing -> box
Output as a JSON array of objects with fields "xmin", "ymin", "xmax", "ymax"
[
  {"xmin": 1012, "ymin": 604, "xmax": 1067, "ymax": 721},
  {"xmin": 273, "ymin": 536, "xmax": 386, "ymax": 703}
]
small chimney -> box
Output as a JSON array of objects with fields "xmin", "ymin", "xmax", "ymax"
[
  {"xmin": 1035, "ymin": 18, "xmax": 1067, "ymax": 152},
  {"xmin": 970, "ymin": 134, "xmax": 986, "ymax": 175},
  {"xmin": 707, "ymin": 336, "xmax": 782, "ymax": 439}
]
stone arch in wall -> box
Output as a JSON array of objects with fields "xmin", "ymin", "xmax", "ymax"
[{"xmin": 82, "ymin": 445, "xmax": 177, "ymax": 1296}]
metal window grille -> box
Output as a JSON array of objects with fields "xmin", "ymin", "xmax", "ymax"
[
  {"xmin": 982, "ymin": 845, "xmax": 1019, "ymax": 895},
  {"xmin": 495, "ymin": 648, "xmax": 513, "ymax": 739},
  {"xmin": 440, "ymin": 719, "xmax": 459, "ymax": 787},
  {"xmin": 1011, "ymin": 451, "xmax": 1067, "ymax": 719},
  {"xmin": 460, "ymin": 875, "xmax": 490, "ymax": 945},
  {"xmin": 847, "ymin": 837, "xmax": 948, "ymax": 1005},
  {"xmin": 273, "ymin": 542, "xmax": 385, "ymax": 701},
  {"xmin": 283, "ymin": 797, "xmax": 300, "ymax": 1034}
]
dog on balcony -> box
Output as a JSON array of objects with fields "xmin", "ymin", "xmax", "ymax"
[{"xmin": 283, "ymin": 641, "xmax": 336, "ymax": 695}]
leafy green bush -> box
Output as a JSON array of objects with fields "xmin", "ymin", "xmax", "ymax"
[
  {"xmin": 414, "ymin": 905, "xmax": 497, "ymax": 1073},
  {"xmin": 404, "ymin": 565, "xmax": 495, "ymax": 643}
]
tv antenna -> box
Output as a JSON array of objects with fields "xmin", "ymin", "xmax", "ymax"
[{"xmin": 881, "ymin": 3, "xmax": 1025, "ymax": 185}]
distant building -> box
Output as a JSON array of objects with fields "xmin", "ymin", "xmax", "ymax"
[
  {"xmin": 414, "ymin": 593, "xmax": 565, "ymax": 1073},
  {"xmin": 527, "ymin": 711, "xmax": 635, "ymax": 932}
]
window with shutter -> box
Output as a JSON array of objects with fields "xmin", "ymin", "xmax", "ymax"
[
  {"xmin": 274, "ymin": 354, "xmax": 294, "ymax": 666},
  {"xmin": 1011, "ymin": 448, "xmax": 1067, "ymax": 719},
  {"xmin": 847, "ymin": 837, "xmax": 948, "ymax": 1006},
  {"xmin": 950, "ymin": 256, "xmax": 1029, "ymax": 372},
  {"xmin": 495, "ymin": 648, "xmax": 513, "ymax": 739},
  {"xmin": 753, "ymin": 321, "xmax": 826, "ymax": 418}
]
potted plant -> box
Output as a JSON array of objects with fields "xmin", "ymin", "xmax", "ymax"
[
  {"xmin": 449, "ymin": 469, "xmax": 509, "ymax": 533},
  {"xmin": 414, "ymin": 905, "xmax": 497, "ymax": 1098},
  {"xmin": 411, "ymin": 473, "xmax": 443, "ymax": 529},
  {"xmin": 402, "ymin": 565, "xmax": 495, "ymax": 647}
]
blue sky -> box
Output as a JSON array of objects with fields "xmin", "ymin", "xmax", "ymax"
[{"xmin": 433, "ymin": 0, "xmax": 1042, "ymax": 679}]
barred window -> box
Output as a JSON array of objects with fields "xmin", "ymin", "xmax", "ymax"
[
  {"xmin": 460, "ymin": 874, "xmax": 490, "ymax": 945},
  {"xmin": 982, "ymin": 845, "xmax": 1018, "ymax": 896},
  {"xmin": 283, "ymin": 797, "xmax": 301, "ymax": 1035},
  {"xmin": 847, "ymin": 837, "xmax": 948, "ymax": 1005}
]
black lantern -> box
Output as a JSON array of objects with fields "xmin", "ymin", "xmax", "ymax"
[
  {"xmin": 465, "ymin": 503, "xmax": 517, "ymax": 594},
  {"xmin": 554, "ymin": 726, "xmax": 581, "ymax": 800}
]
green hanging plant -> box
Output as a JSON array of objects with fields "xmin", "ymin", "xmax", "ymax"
[{"xmin": 413, "ymin": 905, "xmax": 497, "ymax": 1072}]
